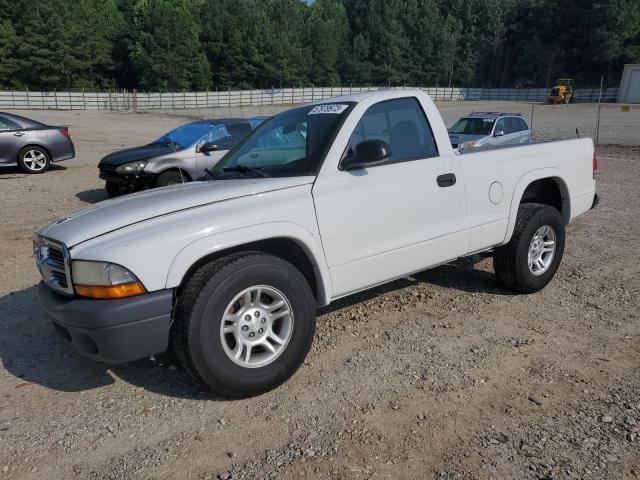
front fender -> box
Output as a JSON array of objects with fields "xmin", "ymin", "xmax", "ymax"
[
  {"xmin": 502, "ymin": 167, "xmax": 570, "ymax": 244},
  {"xmin": 165, "ymin": 222, "xmax": 333, "ymax": 306}
]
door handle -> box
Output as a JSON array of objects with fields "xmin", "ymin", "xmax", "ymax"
[
  {"xmin": 13, "ymin": 132, "xmax": 24, "ymax": 137},
  {"xmin": 437, "ymin": 173, "xmax": 456, "ymax": 187}
]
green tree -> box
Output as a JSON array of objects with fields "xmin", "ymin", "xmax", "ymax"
[
  {"xmin": 0, "ymin": 19, "xmax": 18, "ymax": 88},
  {"xmin": 200, "ymin": 0, "xmax": 270, "ymax": 88},
  {"xmin": 130, "ymin": 0, "xmax": 211, "ymax": 90},
  {"xmin": 307, "ymin": 0, "xmax": 349, "ymax": 86}
]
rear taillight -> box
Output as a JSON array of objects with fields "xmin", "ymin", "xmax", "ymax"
[
  {"xmin": 59, "ymin": 128, "xmax": 71, "ymax": 139},
  {"xmin": 593, "ymin": 151, "xmax": 598, "ymax": 179}
]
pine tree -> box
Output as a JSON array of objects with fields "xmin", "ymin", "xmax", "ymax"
[
  {"xmin": 130, "ymin": 0, "xmax": 211, "ymax": 90},
  {"xmin": 0, "ymin": 19, "xmax": 18, "ymax": 88}
]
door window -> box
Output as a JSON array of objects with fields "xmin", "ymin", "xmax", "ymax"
[
  {"xmin": 494, "ymin": 119, "xmax": 506, "ymax": 134},
  {"xmin": 517, "ymin": 118, "xmax": 529, "ymax": 131},
  {"xmin": 348, "ymin": 97, "xmax": 438, "ymax": 163},
  {"xmin": 0, "ymin": 116, "xmax": 20, "ymax": 130}
]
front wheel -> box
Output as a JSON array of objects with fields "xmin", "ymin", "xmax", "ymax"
[
  {"xmin": 171, "ymin": 252, "xmax": 316, "ymax": 397},
  {"xmin": 493, "ymin": 203, "xmax": 565, "ymax": 293},
  {"xmin": 18, "ymin": 147, "xmax": 50, "ymax": 174},
  {"xmin": 155, "ymin": 170, "xmax": 185, "ymax": 188}
]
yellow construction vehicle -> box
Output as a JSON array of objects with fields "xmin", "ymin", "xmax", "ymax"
[{"xmin": 548, "ymin": 78, "xmax": 574, "ymax": 104}]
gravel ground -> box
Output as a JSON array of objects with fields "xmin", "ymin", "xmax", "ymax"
[{"xmin": 0, "ymin": 102, "xmax": 638, "ymax": 479}]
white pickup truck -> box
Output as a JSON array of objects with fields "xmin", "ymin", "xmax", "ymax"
[{"xmin": 35, "ymin": 90, "xmax": 598, "ymax": 397}]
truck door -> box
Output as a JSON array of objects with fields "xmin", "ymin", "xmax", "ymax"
[
  {"xmin": 312, "ymin": 97, "xmax": 469, "ymax": 298},
  {"xmin": 0, "ymin": 115, "xmax": 25, "ymax": 165}
]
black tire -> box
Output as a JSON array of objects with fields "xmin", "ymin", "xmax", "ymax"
[
  {"xmin": 18, "ymin": 146, "xmax": 51, "ymax": 174},
  {"xmin": 493, "ymin": 203, "xmax": 565, "ymax": 293},
  {"xmin": 105, "ymin": 181, "xmax": 123, "ymax": 198},
  {"xmin": 155, "ymin": 170, "xmax": 185, "ymax": 187},
  {"xmin": 171, "ymin": 252, "xmax": 316, "ymax": 398}
]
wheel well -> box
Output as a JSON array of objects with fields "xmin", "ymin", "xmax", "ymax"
[
  {"xmin": 179, "ymin": 237, "xmax": 320, "ymax": 301},
  {"xmin": 156, "ymin": 168, "xmax": 192, "ymax": 183},
  {"xmin": 18, "ymin": 144, "xmax": 51, "ymax": 161},
  {"xmin": 520, "ymin": 177, "xmax": 569, "ymax": 223}
]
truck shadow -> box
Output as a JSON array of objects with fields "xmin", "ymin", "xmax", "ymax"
[
  {"xmin": 0, "ymin": 257, "xmax": 509, "ymax": 398},
  {"xmin": 320, "ymin": 254, "xmax": 512, "ymax": 314},
  {"xmin": 0, "ymin": 285, "xmax": 220, "ymax": 400}
]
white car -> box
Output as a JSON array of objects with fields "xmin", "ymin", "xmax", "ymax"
[
  {"xmin": 35, "ymin": 90, "xmax": 598, "ymax": 397},
  {"xmin": 448, "ymin": 112, "xmax": 532, "ymax": 150}
]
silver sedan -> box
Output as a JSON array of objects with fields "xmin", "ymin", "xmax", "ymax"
[{"xmin": 0, "ymin": 112, "xmax": 75, "ymax": 174}]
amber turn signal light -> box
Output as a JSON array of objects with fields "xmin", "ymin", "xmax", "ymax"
[{"xmin": 75, "ymin": 282, "xmax": 146, "ymax": 299}]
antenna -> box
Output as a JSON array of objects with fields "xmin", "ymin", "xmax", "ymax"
[{"xmin": 166, "ymin": 121, "xmax": 185, "ymax": 184}]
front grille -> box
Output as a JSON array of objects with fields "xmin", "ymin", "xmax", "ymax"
[
  {"xmin": 48, "ymin": 247, "xmax": 65, "ymax": 268},
  {"xmin": 51, "ymin": 270, "xmax": 69, "ymax": 289},
  {"xmin": 34, "ymin": 235, "xmax": 73, "ymax": 296}
]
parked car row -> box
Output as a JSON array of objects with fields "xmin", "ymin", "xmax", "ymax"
[{"xmin": 1, "ymin": 108, "xmax": 532, "ymax": 189}]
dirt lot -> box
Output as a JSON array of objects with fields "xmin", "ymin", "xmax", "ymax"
[{"xmin": 0, "ymin": 102, "xmax": 638, "ymax": 480}]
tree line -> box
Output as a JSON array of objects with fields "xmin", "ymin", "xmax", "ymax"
[{"xmin": 0, "ymin": 0, "xmax": 638, "ymax": 91}]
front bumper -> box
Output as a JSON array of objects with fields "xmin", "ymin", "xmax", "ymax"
[
  {"xmin": 99, "ymin": 169, "xmax": 155, "ymax": 189},
  {"xmin": 39, "ymin": 283, "xmax": 173, "ymax": 363}
]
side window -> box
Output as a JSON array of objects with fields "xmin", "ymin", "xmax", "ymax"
[
  {"xmin": 348, "ymin": 97, "xmax": 438, "ymax": 162},
  {"xmin": 518, "ymin": 118, "xmax": 529, "ymax": 131},
  {"xmin": 216, "ymin": 122, "xmax": 252, "ymax": 149},
  {"xmin": 494, "ymin": 118, "xmax": 506, "ymax": 134},
  {"xmin": 0, "ymin": 116, "xmax": 20, "ymax": 130}
]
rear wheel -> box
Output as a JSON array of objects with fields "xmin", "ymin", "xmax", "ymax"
[
  {"xmin": 18, "ymin": 146, "xmax": 50, "ymax": 174},
  {"xmin": 171, "ymin": 252, "xmax": 316, "ymax": 397},
  {"xmin": 493, "ymin": 203, "xmax": 565, "ymax": 293},
  {"xmin": 155, "ymin": 170, "xmax": 185, "ymax": 188}
]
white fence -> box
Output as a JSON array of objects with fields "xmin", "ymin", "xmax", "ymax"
[{"xmin": 0, "ymin": 86, "xmax": 620, "ymax": 110}]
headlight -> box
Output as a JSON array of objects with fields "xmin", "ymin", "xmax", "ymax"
[
  {"xmin": 116, "ymin": 160, "xmax": 147, "ymax": 174},
  {"xmin": 72, "ymin": 260, "xmax": 146, "ymax": 299},
  {"xmin": 461, "ymin": 140, "xmax": 479, "ymax": 150}
]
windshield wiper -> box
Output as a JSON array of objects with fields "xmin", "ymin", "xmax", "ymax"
[{"xmin": 223, "ymin": 165, "xmax": 270, "ymax": 178}]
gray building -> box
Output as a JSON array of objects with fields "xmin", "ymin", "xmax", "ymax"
[{"xmin": 618, "ymin": 64, "xmax": 640, "ymax": 104}]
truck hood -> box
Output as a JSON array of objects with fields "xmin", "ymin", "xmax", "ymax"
[{"xmin": 38, "ymin": 177, "xmax": 314, "ymax": 247}]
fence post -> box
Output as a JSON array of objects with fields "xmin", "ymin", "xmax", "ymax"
[
  {"xmin": 25, "ymin": 87, "xmax": 30, "ymax": 109},
  {"xmin": 82, "ymin": 88, "xmax": 86, "ymax": 109},
  {"xmin": 54, "ymin": 88, "xmax": 58, "ymax": 109},
  {"xmin": 595, "ymin": 76, "xmax": 603, "ymax": 146},
  {"xmin": 530, "ymin": 105, "xmax": 535, "ymax": 138}
]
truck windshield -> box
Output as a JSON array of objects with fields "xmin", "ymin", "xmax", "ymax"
[
  {"xmin": 211, "ymin": 103, "xmax": 354, "ymax": 178},
  {"xmin": 152, "ymin": 123, "xmax": 213, "ymax": 149},
  {"xmin": 449, "ymin": 118, "xmax": 494, "ymax": 135}
]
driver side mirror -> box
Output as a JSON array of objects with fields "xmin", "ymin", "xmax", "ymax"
[
  {"xmin": 341, "ymin": 139, "xmax": 391, "ymax": 171},
  {"xmin": 494, "ymin": 130, "xmax": 505, "ymax": 137},
  {"xmin": 199, "ymin": 142, "xmax": 218, "ymax": 153}
]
